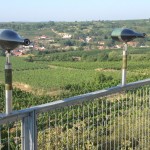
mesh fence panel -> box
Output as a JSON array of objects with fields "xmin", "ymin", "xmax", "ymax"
[
  {"xmin": 0, "ymin": 121, "xmax": 22, "ymax": 150},
  {"xmin": 0, "ymin": 85, "xmax": 150, "ymax": 149},
  {"xmin": 36, "ymin": 86, "xmax": 150, "ymax": 150}
]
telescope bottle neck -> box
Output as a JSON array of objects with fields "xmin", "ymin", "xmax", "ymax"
[
  {"xmin": 123, "ymin": 42, "xmax": 127, "ymax": 51},
  {"xmin": 6, "ymin": 51, "xmax": 11, "ymax": 64}
]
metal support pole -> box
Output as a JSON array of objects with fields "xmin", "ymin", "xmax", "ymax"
[
  {"xmin": 21, "ymin": 111, "xmax": 37, "ymax": 150},
  {"xmin": 122, "ymin": 43, "xmax": 127, "ymax": 86},
  {"xmin": 5, "ymin": 51, "xmax": 12, "ymax": 114},
  {"xmin": 0, "ymin": 126, "xmax": 1, "ymax": 149}
]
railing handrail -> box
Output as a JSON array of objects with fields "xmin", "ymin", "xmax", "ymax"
[{"xmin": 0, "ymin": 78, "xmax": 150, "ymax": 125}]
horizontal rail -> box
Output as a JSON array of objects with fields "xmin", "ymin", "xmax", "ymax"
[{"xmin": 0, "ymin": 78, "xmax": 150, "ymax": 125}]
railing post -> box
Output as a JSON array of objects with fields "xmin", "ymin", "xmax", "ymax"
[{"xmin": 21, "ymin": 110, "xmax": 37, "ymax": 150}]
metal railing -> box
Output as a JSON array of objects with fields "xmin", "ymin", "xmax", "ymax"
[{"xmin": 0, "ymin": 79, "xmax": 150, "ymax": 150}]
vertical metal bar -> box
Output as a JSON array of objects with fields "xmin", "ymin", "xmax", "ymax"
[
  {"xmin": 128, "ymin": 93, "xmax": 131, "ymax": 149},
  {"xmin": 143, "ymin": 88, "xmax": 145, "ymax": 149},
  {"xmin": 88, "ymin": 103, "xmax": 90, "ymax": 149},
  {"xmin": 82, "ymin": 104, "xmax": 84, "ymax": 150},
  {"xmin": 113, "ymin": 98, "xmax": 116, "ymax": 150},
  {"xmin": 144, "ymin": 88, "xmax": 147, "ymax": 148},
  {"xmin": 78, "ymin": 105, "xmax": 79, "ymax": 150},
  {"xmin": 29, "ymin": 111, "xmax": 37, "ymax": 150},
  {"xmin": 21, "ymin": 120, "xmax": 25, "ymax": 150},
  {"xmin": 96, "ymin": 100, "xmax": 99, "ymax": 150},
  {"xmin": 21, "ymin": 116, "xmax": 29, "ymax": 150},
  {"xmin": 109, "ymin": 102, "xmax": 112, "ymax": 150},
  {"xmin": 0, "ymin": 126, "xmax": 1, "ymax": 150},
  {"xmin": 5, "ymin": 52, "xmax": 12, "ymax": 114},
  {"xmin": 124, "ymin": 93, "xmax": 127, "ymax": 148},
  {"xmin": 138, "ymin": 89, "xmax": 141, "ymax": 148},
  {"xmin": 42, "ymin": 114, "xmax": 44, "ymax": 149},
  {"xmin": 148, "ymin": 88, "xmax": 150, "ymax": 148},
  {"xmin": 101, "ymin": 100, "xmax": 104, "ymax": 150},
  {"xmin": 141, "ymin": 89, "xmax": 144, "ymax": 149},
  {"xmin": 54, "ymin": 113, "xmax": 57, "ymax": 149},
  {"xmin": 7, "ymin": 124, "xmax": 10, "ymax": 150},
  {"xmin": 143, "ymin": 87, "xmax": 145, "ymax": 148},
  {"xmin": 67, "ymin": 109, "xmax": 68, "ymax": 150},
  {"xmin": 122, "ymin": 43, "xmax": 127, "ymax": 86},
  {"xmin": 131, "ymin": 91, "xmax": 134, "ymax": 149},
  {"xmin": 16, "ymin": 121, "xmax": 18, "ymax": 150},
  {"xmin": 92, "ymin": 102, "xmax": 95, "ymax": 149},
  {"xmin": 135, "ymin": 89, "xmax": 138, "ymax": 147},
  {"xmin": 121, "ymin": 94, "xmax": 124, "ymax": 146},
  {"xmin": 72, "ymin": 108, "xmax": 75, "ymax": 150},
  {"xmin": 117, "ymin": 98, "xmax": 119, "ymax": 149},
  {"xmin": 61, "ymin": 110, "xmax": 63, "ymax": 150},
  {"xmin": 106, "ymin": 100, "xmax": 108, "ymax": 150},
  {"xmin": 48, "ymin": 114, "xmax": 51, "ymax": 150}
]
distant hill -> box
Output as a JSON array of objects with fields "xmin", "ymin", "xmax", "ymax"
[{"xmin": 0, "ymin": 19, "xmax": 150, "ymax": 52}]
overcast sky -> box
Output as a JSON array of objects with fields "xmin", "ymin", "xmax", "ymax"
[{"xmin": 0, "ymin": 0, "xmax": 150, "ymax": 22}]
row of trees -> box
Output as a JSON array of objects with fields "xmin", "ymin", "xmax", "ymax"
[
  {"xmin": 26, "ymin": 50, "xmax": 121, "ymax": 62},
  {"xmin": 27, "ymin": 47, "xmax": 150, "ymax": 62}
]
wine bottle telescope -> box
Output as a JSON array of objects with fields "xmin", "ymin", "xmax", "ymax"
[
  {"xmin": 0, "ymin": 29, "xmax": 30, "ymax": 114},
  {"xmin": 111, "ymin": 28, "xmax": 146, "ymax": 42},
  {"xmin": 111, "ymin": 28, "xmax": 146, "ymax": 86},
  {"xmin": 0, "ymin": 29, "xmax": 30, "ymax": 51}
]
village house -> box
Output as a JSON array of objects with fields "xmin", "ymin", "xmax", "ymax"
[
  {"xmin": 48, "ymin": 39, "xmax": 55, "ymax": 43},
  {"xmin": 39, "ymin": 35, "xmax": 47, "ymax": 39},
  {"xmin": 127, "ymin": 41, "xmax": 138, "ymax": 47},
  {"xmin": 98, "ymin": 46, "xmax": 105, "ymax": 50},
  {"xmin": 12, "ymin": 50, "xmax": 24, "ymax": 56},
  {"xmin": 86, "ymin": 36, "xmax": 92, "ymax": 43},
  {"xmin": 38, "ymin": 46, "xmax": 46, "ymax": 51},
  {"xmin": 114, "ymin": 45, "xmax": 121, "ymax": 49},
  {"xmin": 23, "ymin": 44, "xmax": 34, "ymax": 49},
  {"xmin": 72, "ymin": 56, "xmax": 81, "ymax": 61},
  {"xmin": 79, "ymin": 38, "xmax": 85, "ymax": 42},
  {"xmin": 62, "ymin": 34, "xmax": 72, "ymax": 39},
  {"xmin": 98, "ymin": 41, "xmax": 105, "ymax": 45}
]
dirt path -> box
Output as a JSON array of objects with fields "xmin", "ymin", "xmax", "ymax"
[
  {"xmin": 49, "ymin": 64, "xmax": 81, "ymax": 70},
  {"xmin": 95, "ymin": 68, "xmax": 118, "ymax": 72},
  {"xmin": 13, "ymin": 82, "xmax": 33, "ymax": 93},
  {"xmin": 13, "ymin": 82, "xmax": 65, "ymax": 96}
]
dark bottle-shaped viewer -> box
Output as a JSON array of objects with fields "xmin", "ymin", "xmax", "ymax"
[
  {"xmin": 111, "ymin": 28, "xmax": 146, "ymax": 42},
  {"xmin": 0, "ymin": 29, "xmax": 30, "ymax": 50}
]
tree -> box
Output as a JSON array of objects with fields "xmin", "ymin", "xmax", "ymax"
[
  {"xmin": 108, "ymin": 51, "xmax": 121, "ymax": 61},
  {"xmin": 0, "ymin": 49, "xmax": 5, "ymax": 56},
  {"xmin": 98, "ymin": 52, "xmax": 108, "ymax": 61},
  {"xmin": 80, "ymin": 42, "xmax": 87, "ymax": 47},
  {"xmin": 25, "ymin": 56, "xmax": 34, "ymax": 62},
  {"xmin": 105, "ymin": 39, "xmax": 114, "ymax": 47},
  {"xmin": 63, "ymin": 40, "xmax": 75, "ymax": 46}
]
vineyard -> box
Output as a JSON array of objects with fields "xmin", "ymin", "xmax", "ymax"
[
  {"xmin": 0, "ymin": 47, "xmax": 150, "ymax": 98},
  {"xmin": 0, "ymin": 47, "xmax": 150, "ymax": 149},
  {"xmin": 1, "ymin": 81, "xmax": 150, "ymax": 149}
]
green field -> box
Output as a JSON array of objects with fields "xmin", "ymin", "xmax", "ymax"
[
  {"xmin": 0, "ymin": 48, "xmax": 150, "ymax": 94},
  {"xmin": 0, "ymin": 46, "xmax": 150, "ymax": 115}
]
